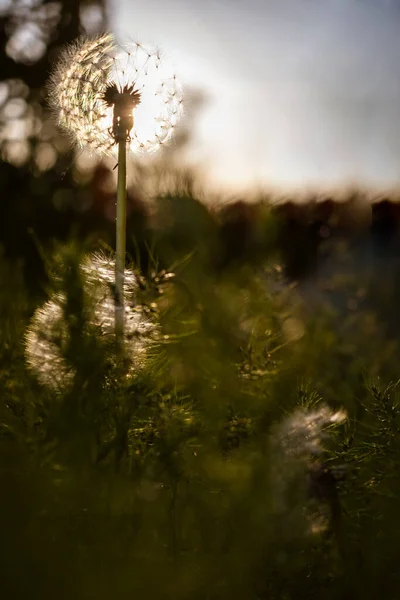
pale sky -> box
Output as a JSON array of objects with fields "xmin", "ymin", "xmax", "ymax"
[{"xmin": 112, "ymin": 0, "xmax": 400, "ymax": 192}]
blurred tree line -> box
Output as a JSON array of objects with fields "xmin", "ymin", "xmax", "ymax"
[{"xmin": 0, "ymin": 0, "xmax": 108, "ymax": 289}]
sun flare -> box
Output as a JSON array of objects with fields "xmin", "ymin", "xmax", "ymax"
[{"xmin": 48, "ymin": 33, "xmax": 183, "ymax": 156}]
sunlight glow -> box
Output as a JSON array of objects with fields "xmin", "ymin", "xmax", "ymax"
[{"xmin": 48, "ymin": 33, "xmax": 183, "ymax": 156}]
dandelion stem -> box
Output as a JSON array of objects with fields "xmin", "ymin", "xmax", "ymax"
[{"xmin": 115, "ymin": 138, "xmax": 127, "ymax": 338}]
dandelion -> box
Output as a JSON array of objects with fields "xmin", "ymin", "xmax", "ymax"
[
  {"xmin": 25, "ymin": 253, "xmax": 156, "ymax": 390},
  {"xmin": 81, "ymin": 251, "xmax": 137, "ymax": 303},
  {"xmin": 48, "ymin": 33, "xmax": 183, "ymax": 336},
  {"xmin": 48, "ymin": 33, "xmax": 182, "ymax": 156},
  {"xmin": 269, "ymin": 405, "xmax": 347, "ymax": 536},
  {"xmin": 25, "ymin": 293, "xmax": 74, "ymax": 390},
  {"xmin": 276, "ymin": 405, "xmax": 347, "ymax": 459}
]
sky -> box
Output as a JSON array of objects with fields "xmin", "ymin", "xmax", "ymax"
[{"xmin": 112, "ymin": 0, "xmax": 400, "ymax": 192}]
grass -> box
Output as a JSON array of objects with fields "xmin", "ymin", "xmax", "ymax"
[{"xmin": 2, "ymin": 185, "xmax": 400, "ymax": 599}]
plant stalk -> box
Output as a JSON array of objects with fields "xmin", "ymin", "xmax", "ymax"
[{"xmin": 115, "ymin": 138, "xmax": 127, "ymax": 338}]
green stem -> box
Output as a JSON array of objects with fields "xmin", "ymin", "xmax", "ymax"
[{"xmin": 115, "ymin": 138, "xmax": 127, "ymax": 339}]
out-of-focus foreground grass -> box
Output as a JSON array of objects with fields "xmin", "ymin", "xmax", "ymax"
[{"xmin": 2, "ymin": 186, "xmax": 400, "ymax": 600}]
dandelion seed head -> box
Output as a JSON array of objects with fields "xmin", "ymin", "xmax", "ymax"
[
  {"xmin": 269, "ymin": 405, "xmax": 347, "ymax": 533},
  {"xmin": 275, "ymin": 405, "xmax": 347, "ymax": 459},
  {"xmin": 80, "ymin": 251, "xmax": 137, "ymax": 299},
  {"xmin": 24, "ymin": 293, "xmax": 74, "ymax": 390},
  {"xmin": 48, "ymin": 33, "xmax": 183, "ymax": 156},
  {"xmin": 25, "ymin": 254, "xmax": 156, "ymax": 390}
]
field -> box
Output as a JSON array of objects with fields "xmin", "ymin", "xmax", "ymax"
[{"xmin": 2, "ymin": 171, "xmax": 400, "ymax": 599}]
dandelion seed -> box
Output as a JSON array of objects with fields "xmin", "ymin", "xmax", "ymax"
[
  {"xmin": 25, "ymin": 253, "xmax": 156, "ymax": 390},
  {"xmin": 269, "ymin": 405, "xmax": 347, "ymax": 536},
  {"xmin": 81, "ymin": 251, "xmax": 137, "ymax": 299},
  {"xmin": 277, "ymin": 405, "xmax": 347, "ymax": 458},
  {"xmin": 24, "ymin": 293, "xmax": 74, "ymax": 390},
  {"xmin": 48, "ymin": 33, "xmax": 183, "ymax": 156}
]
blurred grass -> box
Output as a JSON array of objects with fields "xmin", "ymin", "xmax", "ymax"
[{"xmin": 2, "ymin": 185, "xmax": 400, "ymax": 599}]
